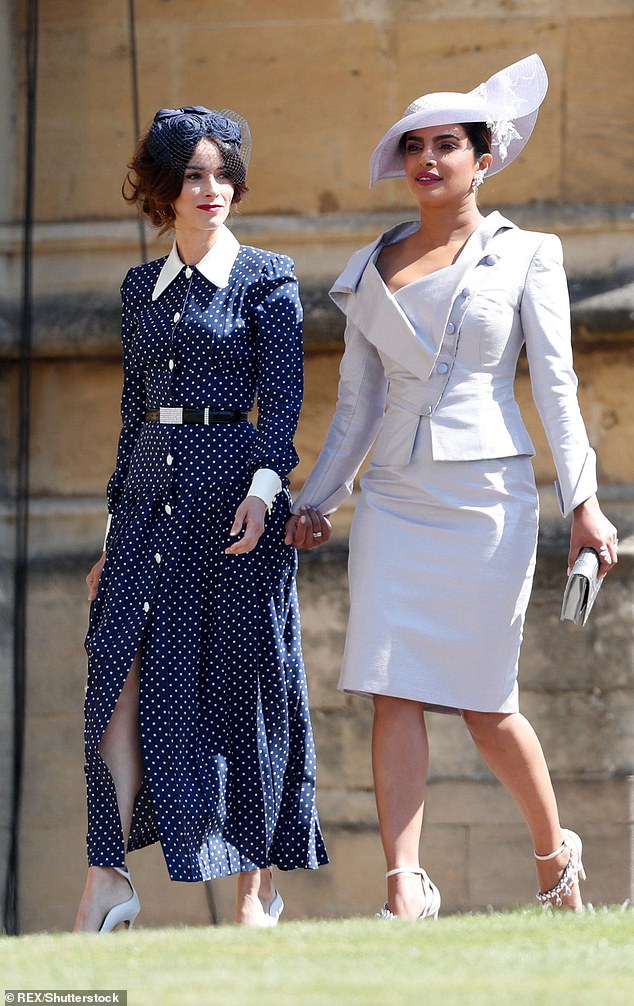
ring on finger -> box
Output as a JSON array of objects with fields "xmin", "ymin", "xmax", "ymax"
[{"xmin": 312, "ymin": 531, "xmax": 323, "ymax": 538}]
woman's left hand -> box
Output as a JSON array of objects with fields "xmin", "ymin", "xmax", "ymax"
[
  {"xmin": 225, "ymin": 496, "xmax": 269, "ymax": 555},
  {"xmin": 569, "ymin": 494, "xmax": 618, "ymax": 578},
  {"xmin": 285, "ymin": 506, "xmax": 332, "ymax": 549}
]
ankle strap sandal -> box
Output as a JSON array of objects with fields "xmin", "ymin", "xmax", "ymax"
[
  {"xmin": 534, "ymin": 829, "xmax": 586, "ymax": 910},
  {"xmin": 376, "ymin": 866, "xmax": 441, "ymax": 921}
]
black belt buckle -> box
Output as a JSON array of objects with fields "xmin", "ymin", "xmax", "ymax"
[{"xmin": 145, "ymin": 408, "xmax": 248, "ymax": 424}]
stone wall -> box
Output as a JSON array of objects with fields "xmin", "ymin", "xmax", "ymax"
[
  {"xmin": 1, "ymin": 0, "xmax": 633, "ymax": 930},
  {"xmin": 7, "ymin": 0, "xmax": 634, "ymax": 229}
]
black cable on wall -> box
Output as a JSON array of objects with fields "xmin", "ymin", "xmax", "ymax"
[
  {"xmin": 128, "ymin": 0, "xmax": 147, "ymax": 264},
  {"xmin": 3, "ymin": 0, "xmax": 39, "ymax": 936}
]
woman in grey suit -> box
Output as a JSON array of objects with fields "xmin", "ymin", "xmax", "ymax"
[{"xmin": 286, "ymin": 54, "xmax": 618, "ymax": 917}]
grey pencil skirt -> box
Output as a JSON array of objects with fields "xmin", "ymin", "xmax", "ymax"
[{"xmin": 338, "ymin": 418, "xmax": 539, "ymax": 714}]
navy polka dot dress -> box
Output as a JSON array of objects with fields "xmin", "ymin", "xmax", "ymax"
[{"xmin": 84, "ymin": 236, "xmax": 328, "ymax": 881}]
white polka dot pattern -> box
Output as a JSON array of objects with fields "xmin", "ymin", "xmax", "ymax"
[{"xmin": 83, "ymin": 246, "xmax": 328, "ymax": 881}]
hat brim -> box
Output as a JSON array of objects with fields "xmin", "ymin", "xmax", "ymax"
[{"xmin": 369, "ymin": 54, "xmax": 547, "ymax": 186}]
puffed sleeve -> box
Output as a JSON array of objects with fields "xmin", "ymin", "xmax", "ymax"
[
  {"xmin": 248, "ymin": 255, "xmax": 304, "ymax": 478},
  {"xmin": 291, "ymin": 318, "xmax": 388, "ymax": 514},
  {"xmin": 105, "ymin": 272, "xmax": 147, "ymax": 530},
  {"xmin": 521, "ymin": 234, "xmax": 597, "ymax": 516}
]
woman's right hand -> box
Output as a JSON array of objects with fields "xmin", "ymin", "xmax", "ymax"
[
  {"xmin": 570, "ymin": 494, "xmax": 618, "ymax": 579},
  {"xmin": 284, "ymin": 506, "xmax": 332, "ymax": 549},
  {"xmin": 86, "ymin": 552, "xmax": 106, "ymax": 601}
]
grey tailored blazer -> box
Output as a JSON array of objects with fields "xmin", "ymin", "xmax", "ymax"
[{"xmin": 293, "ymin": 211, "xmax": 597, "ymax": 518}]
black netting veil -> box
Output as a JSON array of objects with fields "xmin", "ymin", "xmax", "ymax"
[{"xmin": 146, "ymin": 105, "xmax": 252, "ymax": 184}]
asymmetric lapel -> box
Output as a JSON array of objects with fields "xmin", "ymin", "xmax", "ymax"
[{"xmin": 330, "ymin": 212, "xmax": 513, "ymax": 379}]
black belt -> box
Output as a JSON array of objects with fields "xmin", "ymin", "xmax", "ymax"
[{"xmin": 145, "ymin": 407, "xmax": 249, "ymax": 425}]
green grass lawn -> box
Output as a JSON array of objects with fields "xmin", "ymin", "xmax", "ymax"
[{"xmin": 2, "ymin": 908, "xmax": 634, "ymax": 1006}]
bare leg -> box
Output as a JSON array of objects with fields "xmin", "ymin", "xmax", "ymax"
[
  {"xmin": 462, "ymin": 710, "xmax": 581, "ymax": 909},
  {"xmin": 73, "ymin": 653, "xmax": 144, "ymax": 932},
  {"xmin": 235, "ymin": 868, "xmax": 275, "ymax": 925},
  {"xmin": 372, "ymin": 695, "xmax": 429, "ymax": 918}
]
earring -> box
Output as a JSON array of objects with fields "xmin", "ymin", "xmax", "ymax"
[{"xmin": 472, "ymin": 169, "xmax": 486, "ymax": 191}]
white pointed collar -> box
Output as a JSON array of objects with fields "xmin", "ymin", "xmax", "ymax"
[{"xmin": 151, "ymin": 224, "xmax": 240, "ymax": 301}]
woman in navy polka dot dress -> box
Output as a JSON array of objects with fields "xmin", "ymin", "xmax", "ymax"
[{"xmin": 73, "ymin": 106, "xmax": 328, "ymax": 932}]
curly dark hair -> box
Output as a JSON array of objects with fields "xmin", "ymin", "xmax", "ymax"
[{"xmin": 122, "ymin": 136, "xmax": 248, "ymax": 234}]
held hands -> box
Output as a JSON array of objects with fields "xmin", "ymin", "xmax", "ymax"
[
  {"xmin": 225, "ymin": 495, "xmax": 269, "ymax": 555},
  {"xmin": 570, "ymin": 495, "xmax": 618, "ymax": 579},
  {"xmin": 284, "ymin": 506, "xmax": 332, "ymax": 549},
  {"xmin": 86, "ymin": 552, "xmax": 107, "ymax": 601}
]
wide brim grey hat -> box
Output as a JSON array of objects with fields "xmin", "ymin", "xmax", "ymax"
[{"xmin": 369, "ymin": 53, "xmax": 548, "ymax": 186}]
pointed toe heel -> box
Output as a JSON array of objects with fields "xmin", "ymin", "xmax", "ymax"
[
  {"xmin": 264, "ymin": 888, "xmax": 284, "ymax": 926},
  {"xmin": 99, "ymin": 866, "xmax": 141, "ymax": 933}
]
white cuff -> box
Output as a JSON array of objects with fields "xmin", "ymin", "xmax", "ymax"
[
  {"xmin": 103, "ymin": 513, "xmax": 112, "ymax": 552},
  {"xmin": 247, "ymin": 468, "xmax": 282, "ymax": 510}
]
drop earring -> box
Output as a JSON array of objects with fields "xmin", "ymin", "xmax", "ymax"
[{"xmin": 472, "ymin": 168, "xmax": 486, "ymax": 191}]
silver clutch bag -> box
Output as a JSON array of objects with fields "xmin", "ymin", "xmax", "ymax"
[{"xmin": 560, "ymin": 547, "xmax": 602, "ymax": 626}]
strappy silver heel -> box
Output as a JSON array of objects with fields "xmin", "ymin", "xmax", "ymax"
[
  {"xmin": 534, "ymin": 829, "xmax": 586, "ymax": 911},
  {"xmin": 99, "ymin": 865, "xmax": 141, "ymax": 932},
  {"xmin": 376, "ymin": 866, "xmax": 441, "ymax": 921}
]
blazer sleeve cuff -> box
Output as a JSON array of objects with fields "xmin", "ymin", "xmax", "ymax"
[
  {"xmin": 291, "ymin": 479, "xmax": 354, "ymax": 516},
  {"xmin": 554, "ymin": 448, "xmax": 598, "ymax": 517}
]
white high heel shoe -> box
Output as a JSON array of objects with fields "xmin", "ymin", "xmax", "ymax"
[
  {"xmin": 99, "ymin": 866, "xmax": 141, "ymax": 932},
  {"xmin": 376, "ymin": 866, "xmax": 441, "ymax": 921},
  {"xmin": 535, "ymin": 829, "xmax": 586, "ymax": 911},
  {"xmin": 260, "ymin": 887, "xmax": 284, "ymax": 927}
]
